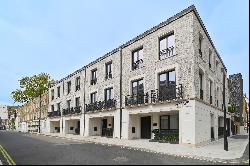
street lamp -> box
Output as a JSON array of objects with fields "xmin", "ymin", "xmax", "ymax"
[{"xmin": 221, "ymin": 67, "xmax": 228, "ymax": 151}]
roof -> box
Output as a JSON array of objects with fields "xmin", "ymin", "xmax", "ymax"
[{"xmin": 51, "ymin": 5, "xmax": 227, "ymax": 88}]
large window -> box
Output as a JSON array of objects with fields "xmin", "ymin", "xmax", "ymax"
[
  {"xmin": 160, "ymin": 115, "xmax": 179, "ymax": 130},
  {"xmin": 132, "ymin": 79, "xmax": 144, "ymax": 96},
  {"xmin": 199, "ymin": 35, "xmax": 203, "ymax": 56},
  {"xmin": 51, "ymin": 105, "xmax": 54, "ymax": 112},
  {"xmin": 159, "ymin": 70, "xmax": 176, "ymax": 100},
  {"xmin": 132, "ymin": 48, "xmax": 143, "ymax": 70},
  {"xmin": 75, "ymin": 97, "xmax": 80, "ymax": 107},
  {"xmin": 105, "ymin": 62, "xmax": 112, "ymax": 79},
  {"xmin": 51, "ymin": 89, "xmax": 54, "ymax": 101},
  {"xmin": 67, "ymin": 81, "xmax": 71, "ymax": 94},
  {"xmin": 105, "ymin": 88, "xmax": 114, "ymax": 101},
  {"xmin": 57, "ymin": 86, "xmax": 60, "ymax": 98},
  {"xmin": 159, "ymin": 33, "xmax": 175, "ymax": 60},
  {"xmin": 91, "ymin": 69, "xmax": 97, "ymax": 85},
  {"xmin": 67, "ymin": 100, "xmax": 71, "ymax": 109},
  {"xmin": 90, "ymin": 92, "xmax": 97, "ymax": 103},
  {"xmin": 75, "ymin": 77, "xmax": 80, "ymax": 91},
  {"xmin": 209, "ymin": 80, "xmax": 213, "ymax": 104}
]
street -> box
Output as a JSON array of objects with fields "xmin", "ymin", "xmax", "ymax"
[{"xmin": 0, "ymin": 131, "xmax": 248, "ymax": 165}]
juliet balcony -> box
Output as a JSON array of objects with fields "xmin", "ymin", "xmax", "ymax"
[
  {"xmin": 85, "ymin": 99, "xmax": 117, "ymax": 113},
  {"xmin": 48, "ymin": 111, "xmax": 61, "ymax": 118},
  {"xmin": 62, "ymin": 106, "xmax": 82, "ymax": 116}
]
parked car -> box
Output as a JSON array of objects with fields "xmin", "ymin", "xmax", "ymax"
[{"xmin": 0, "ymin": 125, "xmax": 6, "ymax": 130}]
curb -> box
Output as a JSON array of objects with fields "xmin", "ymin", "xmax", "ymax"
[{"xmin": 33, "ymin": 133, "xmax": 249, "ymax": 164}]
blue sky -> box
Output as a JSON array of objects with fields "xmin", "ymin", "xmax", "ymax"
[{"xmin": 0, "ymin": 0, "xmax": 249, "ymax": 105}]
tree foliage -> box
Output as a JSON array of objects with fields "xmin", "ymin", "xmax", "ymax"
[
  {"xmin": 228, "ymin": 104, "xmax": 237, "ymax": 113},
  {"xmin": 11, "ymin": 73, "xmax": 55, "ymax": 103}
]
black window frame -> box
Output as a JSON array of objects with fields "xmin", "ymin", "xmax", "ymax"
[
  {"xmin": 159, "ymin": 32, "xmax": 175, "ymax": 60},
  {"xmin": 160, "ymin": 115, "xmax": 170, "ymax": 130},
  {"xmin": 75, "ymin": 76, "xmax": 81, "ymax": 91},
  {"xmin": 67, "ymin": 100, "xmax": 71, "ymax": 109},
  {"xmin": 57, "ymin": 103, "xmax": 61, "ymax": 112},
  {"xmin": 209, "ymin": 49, "xmax": 212, "ymax": 69},
  {"xmin": 199, "ymin": 34, "xmax": 203, "ymax": 56},
  {"xmin": 57, "ymin": 86, "xmax": 60, "ymax": 98},
  {"xmin": 91, "ymin": 69, "xmax": 97, "ymax": 85},
  {"xmin": 105, "ymin": 61, "xmax": 112, "ymax": 79},
  {"xmin": 105, "ymin": 87, "xmax": 114, "ymax": 101},
  {"xmin": 75, "ymin": 97, "xmax": 80, "ymax": 107},
  {"xmin": 90, "ymin": 92, "xmax": 97, "ymax": 104},
  {"xmin": 132, "ymin": 47, "xmax": 144, "ymax": 70},
  {"xmin": 131, "ymin": 79, "xmax": 144, "ymax": 96},
  {"xmin": 67, "ymin": 81, "xmax": 71, "ymax": 94},
  {"xmin": 51, "ymin": 89, "xmax": 54, "ymax": 101}
]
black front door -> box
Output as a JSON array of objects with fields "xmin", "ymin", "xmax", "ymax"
[
  {"xmin": 102, "ymin": 119, "xmax": 107, "ymax": 136},
  {"xmin": 141, "ymin": 116, "xmax": 151, "ymax": 139}
]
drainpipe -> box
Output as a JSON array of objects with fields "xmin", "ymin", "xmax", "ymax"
[
  {"xmin": 83, "ymin": 68, "xmax": 86, "ymax": 136},
  {"xmin": 119, "ymin": 47, "xmax": 123, "ymax": 139}
]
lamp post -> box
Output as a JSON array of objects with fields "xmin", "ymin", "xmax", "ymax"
[{"xmin": 221, "ymin": 67, "xmax": 228, "ymax": 151}]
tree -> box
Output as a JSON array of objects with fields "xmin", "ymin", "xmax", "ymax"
[
  {"xmin": 11, "ymin": 73, "xmax": 55, "ymax": 133},
  {"xmin": 228, "ymin": 104, "xmax": 236, "ymax": 114}
]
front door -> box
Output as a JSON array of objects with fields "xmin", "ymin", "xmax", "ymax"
[
  {"xmin": 141, "ymin": 116, "xmax": 151, "ymax": 139},
  {"xmin": 102, "ymin": 119, "xmax": 107, "ymax": 136}
]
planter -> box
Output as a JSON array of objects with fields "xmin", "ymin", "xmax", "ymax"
[
  {"xmin": 169, "ymin": 141, "xmax": 179, "ymax": 144},
  {"xmin": 158, "ymin": 140, "xmax": 169, "ymax": 143},
  {"xmin": 149, "ymin": 139, "xmax": 159, "ymax": 142}
]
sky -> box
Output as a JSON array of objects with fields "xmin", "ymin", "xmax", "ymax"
[{"xmin": 0, "ymin": 0, "xmax": 249, "ymax": 105}]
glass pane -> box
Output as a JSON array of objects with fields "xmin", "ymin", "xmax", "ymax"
[
  {"xmin": 139, "ymin": 49, "xmax": 143, "ymax": 60},
  {"xmin": 138, "ymin": 80, "xmax": 144, "ymax": 95},
  {"xmin": 160, "ymin": 116, "xmax": 169, "ymax": 130},
  {"xmin": 133, "ymin": 52, "xmax": 138, "ymax": 63},
  {"xmin": 168, "ymin": 70, "xmax": 176, "ymax": 85},
  {"xmin": 167, "ymin": 35, "xmax": 174, "ymax": 48},
  {"xmin": 110, "ymin": 88, "xmax": 114, "ymax": 99},
  {"xmin": 160, "ymin": 38, "xmax": 167, "ymax": 51}
]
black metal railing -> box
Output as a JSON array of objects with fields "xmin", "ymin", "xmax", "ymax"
[
  {"xmin": 62, "ymin": 106, "xmax": 82, "ymax": 115},
  {"xmin": 200, "ymin": 89, "xmax": 203, "ymax": 100},
  {"xmin": 48, "ymin": 111, "xmax": 61, "ymax": 117},
  {"xmin": 85, "ymin": 99, "xmax": 116, "ymax": 112},
  {"xmin": 151, "ymin": 84, "xmax": 183, "ymax": 103},
  {"xmin": 125, "ymin": 93, "xmax": 149, "ymax": 106},
  {"xmin": 102, "ymin": 128, "xmax": 113, "ymax": 137},
  {"xmin": 91, "ymin": 78, "xmax": 97, "ymax": 85},
  {"xmin": 105, "ymin": 72, "xmax": 112, "ymax": 79},
  {"xmin": 160, "ymin": 46, "xmax": 175, "ymax": 60},
  {"xmin": 132, "ymin": 59, "xmax": 144, "ymax": 70},
  {"xmin": 75, "ymin": 85, "xmax": 80, "ymax": 91}
]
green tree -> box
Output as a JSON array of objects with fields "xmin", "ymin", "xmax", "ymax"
[
  {"xmin": 11, "ymin": 73, "xmax": 55, "ymax": 132},
  {"xmin": 228, "ymin": 104, "xmax": 236, "ymax": 114}
]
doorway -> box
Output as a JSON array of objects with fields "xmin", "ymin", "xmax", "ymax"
[{"xmin": 141, "ymin": 116, "xmax": 151, "ymax": 139}]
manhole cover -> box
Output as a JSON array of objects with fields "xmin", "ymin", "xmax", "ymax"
[{"xmin": 113, "ymin": 156, "xmax": 128, "ymax": 162}]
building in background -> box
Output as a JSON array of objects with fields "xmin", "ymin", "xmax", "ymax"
[
  {"xmin": 243, "ymin": 94, "xmax": 249, "ymax": 132},
  {"xmin": 0, "ymin": 105, "xmax": 8, "ymax": 128},
  {"xmin": 229, "ymin": 73, "xmax": 244, "ymax": 134},
  {"xmin": 7, "ymin": 106, "xmax": 21, "ymax": 130}
]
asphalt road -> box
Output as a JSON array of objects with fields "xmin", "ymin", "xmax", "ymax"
[{"xmin": 0, "ymin": 131, "xmax": 247, "ymax": 165}]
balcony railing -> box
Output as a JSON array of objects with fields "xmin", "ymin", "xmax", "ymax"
[
  {"xmin": 62, "ymin": 106, "xmax": 82, "ymax": 115},
  {"xmin": 85, "ymin": 99, "xmax": 116, "ymax": 112},
  {"xmin": 132, "ymin": 59, "xmax": 144, "ymax": 70},
  {"xmin": 151, "ymin": 84, "xmax": 183, "ymax": 103},
  {"xmin": 160, "ymin": 46, "xmax": 175, "ymax": 60},
  {"xmin": 91, "ymin": 78, "xmax": 97, "ymax": 85},
  {"xmin": 48, "ymin": 111, "xmax": 61, "ymax": 118},
  {"xmin": 125, "ymin": 93, "xmax": 149, "ymax": 106},
  {"xmin": 200, "ymin": 89, "xmax": 203, "ymax": 100}
]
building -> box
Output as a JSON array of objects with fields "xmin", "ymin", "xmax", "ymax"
[
  {"xmin": 0, "ymin": 105, "xmax": 8, "ymax": 127},
  {"xmin": 18, "ymin": 92, "xmax": 49, "ymax": 133},
  {"xmin": 242, "ymin": 94, "xmax": 249, "ymax": 132},
  {"xmin": 47, "ymin": 5, "xmax": 231, "ymax": 146},
  {"xmin": 229, "ymin": 73, "xmax": 244, "ymax": 134},
  {"xmin": 7, "ymin": 106, "xmax": 21, "ymax": 130}
]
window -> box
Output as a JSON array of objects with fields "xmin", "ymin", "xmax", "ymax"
[
  {"xmin": 67, "ymin": 81, "xmax": 71, "ymax": 94},
  {"xmin": 67, "ymin": 100, "xmax": 71, "ymax": 109},
  {"xmin": 199, "ymin": 35, "xmax": 203, "ymax": 56},
  {"xmin": 106, "ymin": 62, "xmax": 112, "ymax": 79},
  {"xmin": 160, "ymin": 116, "xmax": 169, "ymax": 130},
  {"xmin": 209, "ymin": 49, "xmax": 212, "ymax": 69},
  {"xmin": 159, "ymin": 33, "xmax": 175, "ymax": 60},
  {"xmin": 159, "ymin": 70, "xmax": 176, "ymax": 100},
  {"xmin": 75, "ymin": 77, "xmax": 80, "ymax": 91},
  {"xmin": 91, "ymin": 69, "xmax": 97, "ymax": 85},
  {"xmin": 51, "ymin": 105, "xmax": 54, "ymax": 112},
  {"xmin": 209, "ymin": 80, "xmax": 213, "ymax": 104},
  {"xmin": 90, "ymin": 92, "xmax": 97, "ymax": 103},
  {"xmin": 105, "ymin": 88, "xmax": 114, "ymax": 101},
  {"xmin": 57, "ymin": 86, "xmax": 60, "ymax": 98},
  {"xmin": 51, "ymin": 89, "xmax": 54, "ymax": 101},
  {"xmin": 75, "ymin": 97, "xmax": 80, "ymax": 107},
  {"xmin": 132, "ymin": 48, "xmax": 143, "ymax": 70},
  {"xmin": 132, "ymin": 79, "xmax": 144, "ymax": 96},
  {"xmin": 57, "ymin": 103, "xmax": 60, "ymax": 112},
  {"xmin": 199, "ymin": 72, "xmax": 203, "ymax": 100}
]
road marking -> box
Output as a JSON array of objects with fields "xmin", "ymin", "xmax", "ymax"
[{"xmin": 0, "ymin": 145, "xmax": 16, "ymax": 165}]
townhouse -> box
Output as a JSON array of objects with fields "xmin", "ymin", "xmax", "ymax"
[{"xmin": 47, "ymin": 5, "xmax": 231, "ymax": 146}]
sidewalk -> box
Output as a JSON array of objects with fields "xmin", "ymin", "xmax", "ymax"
[{"xmin": 38, "ymin": 132, "xmax": 249, "ymax": 162}]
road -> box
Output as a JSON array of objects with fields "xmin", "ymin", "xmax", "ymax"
[{"xmin": 0, "ymin": 131, "xmax": 248, "ymax": 165}]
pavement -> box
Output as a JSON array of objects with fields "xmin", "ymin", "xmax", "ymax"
[
  {"xmin": 37, "ymin": 132, "xmax": 249, "ymax": 163},
  {"xmin": 0, "ymin": 131, "xmax": 229, "ymax": 165}
]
